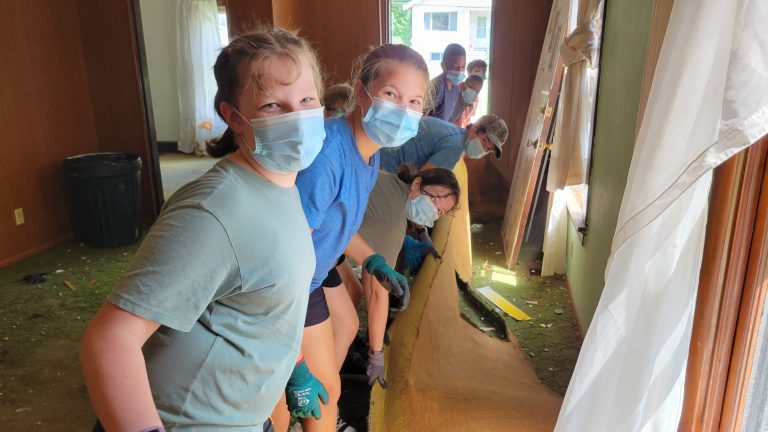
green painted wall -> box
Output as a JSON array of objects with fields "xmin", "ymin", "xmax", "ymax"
[{"xmin": 565, "ymin": 0, "xmax": 655, "ymax": 332}]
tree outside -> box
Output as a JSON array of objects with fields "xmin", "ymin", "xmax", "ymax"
[{"xmin": 391, "ymin": 0, "xmax": 412, "ymax": 45}]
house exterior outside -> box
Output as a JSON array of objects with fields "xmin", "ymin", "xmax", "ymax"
[{"xmin": 403, "ymin": 0, "xmax": 492, "ymax": 79}]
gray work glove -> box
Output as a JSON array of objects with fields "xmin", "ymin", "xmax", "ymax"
[{"xmin": 367, "ymin": 350, "xmax": 387, "ymax": 388}]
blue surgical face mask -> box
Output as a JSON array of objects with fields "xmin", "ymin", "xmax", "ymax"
[
  {"xmin": 405, "ymin": 194, "xmax": 439, "ymax": 227},
  {"xmin": 446, "ymin": 71, "xmax": 466, "ymax": 85},
  {"xmin": 238, "ymin": 107, "xmax": 326, "ymax": 173},
  {"xmin": 462, "ymin": 88, "xmax": 478, "ymax": 104},
  {"xmin": 464, "ymin": 137, "xmax": 489, "ymax": 159},
  {"xmin": 362, "ymin": 95, "xmax": 423, "ymax": 148}
]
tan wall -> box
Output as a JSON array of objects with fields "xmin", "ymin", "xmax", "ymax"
[{"xmin": 0, "ymin": 0, "xmax": 159, "ymax": 267}]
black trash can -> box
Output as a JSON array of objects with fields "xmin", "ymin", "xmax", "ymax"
[{"xmin": 64, "ymin": 153, "xmax": 142, "ymax": 248}]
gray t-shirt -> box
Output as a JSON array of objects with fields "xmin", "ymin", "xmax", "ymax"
[
  {"xmin": 357, "ymin": 171, "xmax": 410, "ymax": 264},
  {"xmin": 108, "ymin": 159, "xmax": 314, "ymax": 431}
]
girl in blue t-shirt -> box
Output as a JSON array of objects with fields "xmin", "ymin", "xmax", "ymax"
[
  {"xmin": 79, "ymin": 29, "xmax": 329, "ymax": 431},
  {"xmin": 273, "ymin": 44, "xmax": 432, "ymax": 431}
]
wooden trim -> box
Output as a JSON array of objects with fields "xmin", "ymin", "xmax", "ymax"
[
  {"xmin": 720, "ymin": 136, "xmax": 768, "ymax": 431},
  {"xmin": 379, "ymin": 0, "xmax": 390, "ymax": 43},
  {"xmin": 679, "ymin": 142, "xmax": 768, "ymax": 430},
  {"xmin": 129, "ymin": 0, "xmax": 165, "ymax": 209}
]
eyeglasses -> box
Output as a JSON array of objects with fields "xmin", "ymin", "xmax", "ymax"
[{"xmin": 421, "ymin": 189, "xmax": 456, "ymax": 216}]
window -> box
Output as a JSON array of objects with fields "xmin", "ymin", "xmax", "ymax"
[
  {"xmin": 430, "ymin": 52, "xmax": 442, "ymax": 61},
  {"xmin": 476, "ymin": 16, "xmax": 487, "ymax": 38},
  {"xmin": 217, "ymin": 8, "xmax": 229, "ymax": 46},
  {"xmin": 424, "ymin": 12, "xmax": 457, "ymax": 31}
]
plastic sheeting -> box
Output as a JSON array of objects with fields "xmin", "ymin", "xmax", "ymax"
[{"xmin": 556, "ymin": 0, "xmax": 768, "ymax": 430}]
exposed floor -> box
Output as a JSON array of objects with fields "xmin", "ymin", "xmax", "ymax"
[
  {"xmin": 459, "ymin": 220, "xmax": 582, "ymax": 395},
  {"xmin": 159, "ymin": 152, "xmax": 217, "ymax": 199}
]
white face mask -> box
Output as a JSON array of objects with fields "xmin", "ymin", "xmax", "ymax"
[
  {"xmin": 405, "ymin": 194, "xmax": 439, "ymax": 227},
  {"xmin": 237, "ymin": 107, "xmax": 326, "ymax": 173},
  {"xmin": 464, "ymin": 137, "xmax": 488, "ymax": 159}
]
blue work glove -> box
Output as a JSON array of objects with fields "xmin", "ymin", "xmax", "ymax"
[
  {"xmin": 363, "ymin": 254, "xmax": 409, "ymax": 299},
  {"xmin": 402, "ymin": 236, "xmax": 441, "ymax": 275},
  {"xmin": 367, "ymin": 350, "xmax": 387, "ymax": 388},
  {"xmin": 285, "ymin": 360, "xmax": 329, "ymax": 420}
]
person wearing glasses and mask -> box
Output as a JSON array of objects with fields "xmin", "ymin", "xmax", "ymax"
[
  {"xmin": 379, "ymin": 114, "xmax": 509, "ymax": 174},
  {"xmin": 339, "ymin": 163, "xmax": 460, "ymax": 388}
]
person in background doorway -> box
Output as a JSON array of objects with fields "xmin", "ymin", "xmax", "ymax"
[
  {"xmin": 79, "ymin": 28, "xmax": 328, "ymax": 432},
  {"xmin": 380, "ymin": 114, "xmax": 509, "ymax": 173},
  {"xmin": 449, "ymin": 74, "xmax": 484, "ymax": 128},
  {"xmin": 271, "ymin": 43, "xmax": 431, "ymax": 432},
  {"xmin": 323, "ymin": 83, "xmax": 355, "ymax": 118},
  {"xmin": 427, "ymin": 43, "xmax": 466, "ymax": 121},
  {"xmin": 467, "ymin": 58, "xmax": 488, "ymax": 79}
]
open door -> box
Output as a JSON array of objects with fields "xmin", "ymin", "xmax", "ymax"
[{"xmin": 500, "ymin": 0, "xmax": 568, "ymax": 268}]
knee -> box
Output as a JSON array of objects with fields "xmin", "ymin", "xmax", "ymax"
[{"xmin": 322, "ymin": 372, "xmax": 342, "ymax": 404}]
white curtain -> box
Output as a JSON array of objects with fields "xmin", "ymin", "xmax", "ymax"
[
  {"xmin": 547, "ymin": 0, "xmax": 602, "ymax": 191},
  {"xmin": 541, "ymin": 189, "xmax": 567, "ymax": 276},
  {"xmin": 176, "ymin": 0, "xmax": 226, "ymax": 154},
  {"xmin": 555, "ymin": 0, "xmax": 768, "ymax": 430}
]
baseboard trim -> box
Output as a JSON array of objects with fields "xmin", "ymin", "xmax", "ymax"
[{"xmin": 157, "ymin": 141, "xmax": 179, "ymax": 153}]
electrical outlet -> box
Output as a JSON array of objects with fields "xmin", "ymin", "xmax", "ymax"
[{"xmin": 14, "ymin": 208, "xmax": 25, "ymax": 225}]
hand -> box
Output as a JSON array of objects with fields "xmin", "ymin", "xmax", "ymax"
[
  {"xmin": 363, "ymin": 254, "xmax": 408, "ymax": 299},
  {"xmin": 285, "ymin": 360, "xmax": 329, "ymax": 420},
  {"xmin": 389, "ymin": 285, "xmax": 411, "ymax": 312},
  {"xmin": 367, "ymin": 350, "xmax": 387, "ymax": 388}
]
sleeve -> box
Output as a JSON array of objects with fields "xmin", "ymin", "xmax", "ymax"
[
  {"xmin": 429, "ymin": 77, "xmax": 445, "ymax": 116},
  {"xmin": 108, "ymin": 205, "xmax": 240, "ymax": 332},
  {"xmin": 295, "ymin": 153, "xmax": 340, "ymax": 229},
  {"xmin": 426, "ymin": 135, "xmax": 464, "ymax": 169}
]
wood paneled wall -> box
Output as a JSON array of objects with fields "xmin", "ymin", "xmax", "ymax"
[
  {"xmin": 226, "ymin": 0, "xmax": 382, "ymax": 86},
  {"xmin": 0, "ymin": 0, "xmax": 159, "ymax": 267},
  {"xmin": 488, "ymin": 0, "xmax": 554, "ymax": 185}
]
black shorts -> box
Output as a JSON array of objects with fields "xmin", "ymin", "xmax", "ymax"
[
  {"xmin": 304, "ymin": 286, "xmax": 330, "ymax": 327},
  {"xmin": 321, "ymin": 255, "xmax": 346, "ymax": 288}
]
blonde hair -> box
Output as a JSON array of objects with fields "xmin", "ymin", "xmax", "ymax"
[
  {"xmin": 351, "ymin": 44, "xmax": 433, "ymax": 111},
  {"xmin": 208, "ymin": 27, "xmax": 324, "ymax": 157}
]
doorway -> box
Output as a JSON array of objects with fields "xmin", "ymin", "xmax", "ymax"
[{"xmin": 137, "ymin": 0, "xmax": 229, "ymax": 200}]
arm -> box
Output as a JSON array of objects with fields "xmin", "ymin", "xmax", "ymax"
[
  {"xmin": 418, "ymin": 161, "xmax": 438, "ymax": 171},
  {"xmin": 363, "ymin": 270, "xmax": 389, "ymax": 353},
  {"xmin": 79, "ymin": 303, "xmax": 162, "ymax": 431},
  {"xmin": 344, "ymin": 232, "xmax": 376, "ymax": 265},
  {"xmin": 345, "ymin": 233, "xmax": 409, "ymax": 300}
]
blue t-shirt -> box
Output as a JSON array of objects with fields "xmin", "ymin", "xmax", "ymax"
[
  {"xmin": 430, "ymin": 73, "xmax": 461, "ymax": 121},
  {"xmin": 380, "ymin": 116, "xmax": 466, "ymax": 173},
  {"xmin": 296, "ymin": 118, "xmax": 380, "ymax": 290}
]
